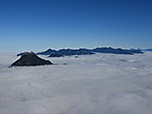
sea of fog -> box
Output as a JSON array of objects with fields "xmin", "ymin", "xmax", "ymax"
[{"xmin": 0, "ymin": 52, "xmax": 152, "ymax": 114}]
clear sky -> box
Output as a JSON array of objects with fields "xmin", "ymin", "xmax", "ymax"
[{"xmin": 0, "ymin": 0, "xmax": 152, "ymax": 52}]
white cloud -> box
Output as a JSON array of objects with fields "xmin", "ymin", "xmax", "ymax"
[{"xmin": 0, "ymin": 52, "xmax": 152, "ymax": 114}]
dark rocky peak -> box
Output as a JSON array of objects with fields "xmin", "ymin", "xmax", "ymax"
[{"xmin": 11, "ymin": 52, "xmax": 53, "ymax": 66}]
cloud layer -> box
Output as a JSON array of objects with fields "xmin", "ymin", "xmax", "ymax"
[{"xmin": 0, "ymin": 52, "xmax": 152, "ymax": 114}]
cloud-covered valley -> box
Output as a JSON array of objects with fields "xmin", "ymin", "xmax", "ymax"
[{"xmin": 0, "ymin": 52, "xmax": 152, "ymax": 114}]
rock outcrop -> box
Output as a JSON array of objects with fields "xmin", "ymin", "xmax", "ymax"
[{"xmin": 11, "ymin": 52, "xmax": 53, "ymax": 66}]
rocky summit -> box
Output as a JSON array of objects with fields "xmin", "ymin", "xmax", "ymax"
[{"xmin": 11, "ymin": 52, "xmax": 53, "ymax": 66}]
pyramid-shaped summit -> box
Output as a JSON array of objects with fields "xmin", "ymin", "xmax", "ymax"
[{"xmin": 11, "ymin": 52, "xmax": 53, "ymax": 66}]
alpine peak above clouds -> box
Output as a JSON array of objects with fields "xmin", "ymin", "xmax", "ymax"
[{"xmin": 11, "ymin": 52, "xmax": 53, "ymax": 66}]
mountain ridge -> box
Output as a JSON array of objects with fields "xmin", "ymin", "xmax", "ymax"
[{"xmin": 17, "ymin": 47, "xmax": 144, "ymax": 57}]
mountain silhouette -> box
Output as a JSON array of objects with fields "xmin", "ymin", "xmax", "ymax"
[
  {"xmin": 11, "ymin": 52, "xmax": 53, "ymax": 66},
  {"xmin": 17, "ymin": 47, "xmax": 143, "ymax": 58}
]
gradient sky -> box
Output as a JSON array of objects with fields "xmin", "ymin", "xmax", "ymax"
[{"xmin": 0, "ymin": 0, "xmax": 152, "ymax": 52}]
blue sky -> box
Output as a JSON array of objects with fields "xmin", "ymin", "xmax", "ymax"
[{"xmin": 0, "ymin": 0, "xmax": 152, "ymax": 52}]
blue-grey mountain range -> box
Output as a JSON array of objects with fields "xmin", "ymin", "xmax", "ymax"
[{"xmin": 17, "ymin": 47, "xmax": 144, "ymax": 57}]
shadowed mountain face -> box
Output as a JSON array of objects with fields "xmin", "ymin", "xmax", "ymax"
[
  {"xmin": 37, "ymin": 48, "xmax": 94, "ymax": 56},
  {"xmin": 11, "ymin": 52, "xmax": 53, "ymax": 66},
  {"xmin": 49, "ymin": 52, "xmax": 64, "ymax": 57},
  {"xmin": 37, "ymin": 49, "xmax": 56, "ymax": 55},
  {"xmin": 92, "ymin": 47, "xmax": 143, "ymax": 55},
  {"xmin": 57, "ymin": 49, "xmax": 94, "ymax": 56},
  {"xmin": 144, "ymin": 49, "xmax": 152, "ymax": 51}
]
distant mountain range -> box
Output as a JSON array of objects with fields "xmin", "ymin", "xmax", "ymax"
[
  {"xmin": 143, "ymin": 49, "xmax": 152, "ymax": 51},
  {"xmin": 91, "ymin": 47, "xmax": 143, "ymax": 55},
  {"xmin": 130, "ymin": 48, "xmax": 152, "ymax": 52},
  {"xmin": 17, "ymin": 47, "xmax": 144, "ymax": 57},
  {"xmin": 37, "ymin": 48, "xmax": 94, "ymax": 57}
]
